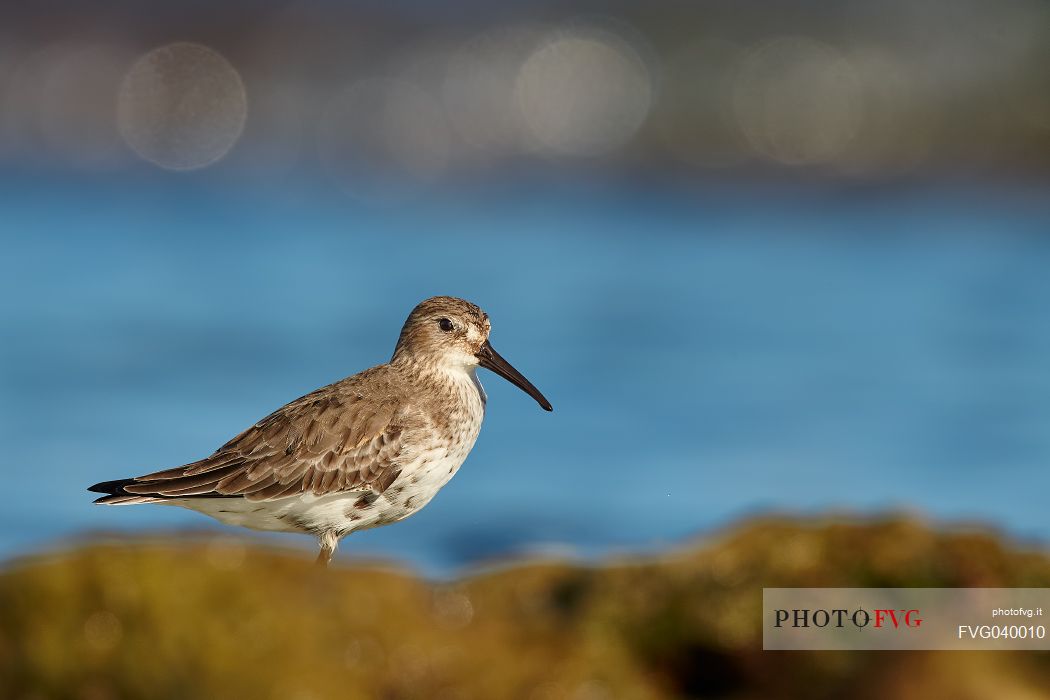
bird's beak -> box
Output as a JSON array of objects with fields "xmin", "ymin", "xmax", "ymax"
[{"xmin": 476, "ymin": 341, "xmax": 553, "ymax": 411}]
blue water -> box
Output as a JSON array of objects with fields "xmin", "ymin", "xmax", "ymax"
[{"xmin": 2, "ymin": 174, "xmax": 1049, "ymax": 574}]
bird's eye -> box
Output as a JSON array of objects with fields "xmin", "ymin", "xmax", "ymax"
[{"xmin": 438, "ymin": 318, "xmax": 455, "ymax": 332}]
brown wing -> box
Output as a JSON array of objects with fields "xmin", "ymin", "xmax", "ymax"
[{"xmin": 120, "ymin": 384, "xmax": 407, "ymax": 502}]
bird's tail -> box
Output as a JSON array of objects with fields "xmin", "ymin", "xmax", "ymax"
[{"xmin": 88, "ymin": 478, "xmax": 165, "ymax": 505}]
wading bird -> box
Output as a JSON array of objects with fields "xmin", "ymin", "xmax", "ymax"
[{"xmin": 89, "ymin": 296, "xmax": 552, "ymax": 566}]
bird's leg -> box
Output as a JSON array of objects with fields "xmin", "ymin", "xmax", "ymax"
[{"xmin": 315, "ymin": 530, "xmax": 338, "ymax": 567}]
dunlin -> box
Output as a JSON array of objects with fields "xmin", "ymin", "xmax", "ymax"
[{"xmin": 89, "ymin": 296, "xmax": 552, "ymax": 566}]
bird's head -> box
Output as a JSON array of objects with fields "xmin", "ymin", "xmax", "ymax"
[{"xmin": 393, "ymin": 296, "xmax": 552, "ymax": 411}]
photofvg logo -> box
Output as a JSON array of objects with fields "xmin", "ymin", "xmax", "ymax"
[
  {"xmin": 763, "ymin": 588, "xmax": 1050, "ymax": 650},
  {"xmin": 774, "ymin": 607, "xmax": 922, "ymax": 630}
]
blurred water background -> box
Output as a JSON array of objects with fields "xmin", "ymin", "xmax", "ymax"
[{"xmin": 1, "ymin": 0, "xmax": 1049, "ymax": 575}]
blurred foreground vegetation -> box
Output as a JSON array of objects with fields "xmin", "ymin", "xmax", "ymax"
[{"xmin": 2, "ymin": 516, "xmax": 1049, "ymax": 700}]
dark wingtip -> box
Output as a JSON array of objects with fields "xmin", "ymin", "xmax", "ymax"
[
  {"xmin": 541, "ymin": 401, "xmax": 553, "ymax": 412},
  {"xmin": 87, "ymin": 478, "xmax": 135, "ymax": 496}
]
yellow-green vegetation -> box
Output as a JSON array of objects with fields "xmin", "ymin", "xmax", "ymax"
[{"xmin": 2, "ymin": 516, "xmax": 1049, "ymax": 699}]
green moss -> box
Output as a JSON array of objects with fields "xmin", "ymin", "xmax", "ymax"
[{"xmin": 1, "ymin": 516, "xmax": 1048, "ymax": 699}]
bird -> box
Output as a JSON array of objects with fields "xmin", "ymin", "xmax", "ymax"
[{"xmin": 88, "ymin": 296, "xmax": 552, "ymax": 566}]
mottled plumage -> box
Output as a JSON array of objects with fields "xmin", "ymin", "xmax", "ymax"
[{"xmin": 89, "ymin": 296, "xmax": 552, "ymax": 565}]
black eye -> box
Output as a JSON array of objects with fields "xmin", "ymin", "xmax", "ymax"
[{"xmin": 438, "ymin": 318, "xmax": 455, "ymax": 332}]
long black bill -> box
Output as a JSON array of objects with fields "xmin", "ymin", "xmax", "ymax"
[{"xmin": 476, "ymin": 341, "xmax": 553, "ymax": 411}]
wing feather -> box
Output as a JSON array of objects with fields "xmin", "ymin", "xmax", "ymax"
[{"xmin": 118, "ymin": 376, "xmax": 411, "ymax": 502}]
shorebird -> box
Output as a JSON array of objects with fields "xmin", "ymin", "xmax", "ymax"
[{"xmin": 89, "ymin": 296, "xmax": 552, "ymax": 566}]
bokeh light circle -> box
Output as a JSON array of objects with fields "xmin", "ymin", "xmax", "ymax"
[
  {"xmin": 118, "ymin": 42, "xmax": 247, "ymax": 170},
  {"xmin": 733, "ymin": 37, "xmax": 862, "ymax": 166},
  {"xmin": 515, "ymin": 29, "xmax": 652, "ymax": 157}
]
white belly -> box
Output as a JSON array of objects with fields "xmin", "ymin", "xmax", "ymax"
[{"xmin": 166, "ymin": 444, "xmax": 473, "ymax": 537}]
